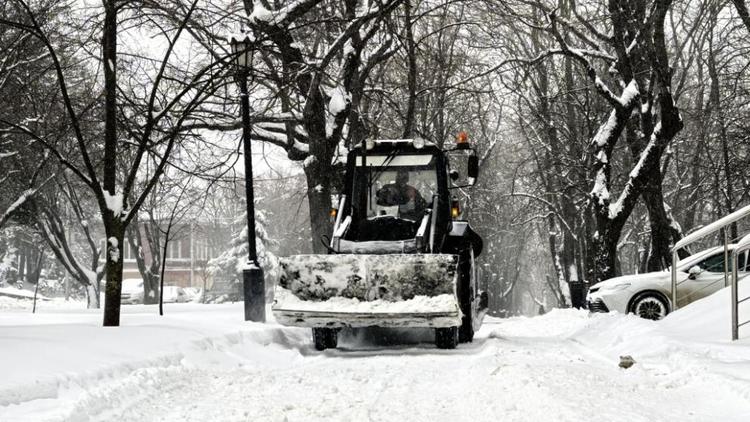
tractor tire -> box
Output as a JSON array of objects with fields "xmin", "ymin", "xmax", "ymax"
[
  {"xmin": 459, "ymin": 316, "xmax": 475, "ymax": 343},
  {"xmin": 457, "ymin": 251, "xmax": 475, "ymax": 343},
  {"xmin": 435, "ymin": 326, "xmax": 459, "ymax": 349},
  {"xmin": 312, "ymin": 328, "xmax": 338, "ymax": 351}
]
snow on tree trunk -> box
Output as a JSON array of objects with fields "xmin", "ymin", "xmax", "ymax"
[
  {"xmin": 103, "ymin": 228, "xmax": 124, "ymax": 326},
  {"xmin": 86, "ymin": 283, "xmax": 100, "ymax": 309}
]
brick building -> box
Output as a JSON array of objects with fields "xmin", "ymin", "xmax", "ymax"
[{"xmin": 120, "ymin": 220, "xmax": 233, "ymax": 288}]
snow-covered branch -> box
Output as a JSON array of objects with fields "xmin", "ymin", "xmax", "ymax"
[
  {"xmin": 502, "ymin": 192, "xmax": 576, "ymax": 240},
  {"xmin": 548, "ymin": 12, "xmax": 637, "ymax": 109}
]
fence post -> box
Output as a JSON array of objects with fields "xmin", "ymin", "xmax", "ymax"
[
  {"xmin": 732, "ymin": 251, "xmax": 739, "ymax": 341},
  {"xmin": 671, "ymin": 250, "xmax": 678, "ymax": 311}
]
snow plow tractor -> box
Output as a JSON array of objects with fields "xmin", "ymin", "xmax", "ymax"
[{"xmin": 272, "ymin": 136, "xmax": 487, "ymax": 350}]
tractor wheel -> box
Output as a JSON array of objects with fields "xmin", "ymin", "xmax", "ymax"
[
  {"xmin": 459, "ymin": 316, "xmax": 475, "ymax": 343},
  {"xmin": 435, "ymin": 326, "xmax": 459, "ymax": 349},
  {"xmin": 457, "ymin": 252, "xmax": 475, "ymax": 343},
  {"xmin": 312, "ymin": 328, "xmax": 338, "ymax": 351}
]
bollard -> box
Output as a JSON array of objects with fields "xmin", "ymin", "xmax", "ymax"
[{"xmin": 243, "ymin": 265, "xmax": 265, "ymax": 322}]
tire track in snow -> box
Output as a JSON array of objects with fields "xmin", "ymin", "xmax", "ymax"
[
  {"xmin": 14, "ymin": 314, "xmax": 750, "ymax": 422},
  {"xmin": 69, "ymin": 328, "xmax": 750, "ymax": 422}
]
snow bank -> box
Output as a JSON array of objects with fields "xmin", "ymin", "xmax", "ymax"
[
  {"xmin": 659, "ymin": 280, "xmax": 750, "ymax": 342},
  {"xmin": 489, "ymin": 282, "xmax": 750, "ymax": 405},
  {"xmin": 0, "ymin": 303, "xmax": 308, "ymax": 420},
  {"xmin": 0, "ymin": 295, "xmax": 86, "ymax": 311},
  {"xmin": 0, "ymin": 287, "xmax": 48, "ymax": 301}
]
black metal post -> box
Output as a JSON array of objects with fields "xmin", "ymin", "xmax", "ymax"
[{"xmin": 238, "ymin": 67, "xmax": 265, "ymax": 323}]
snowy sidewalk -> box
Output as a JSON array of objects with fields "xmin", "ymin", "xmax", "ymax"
[{"xmin": 1, "ymin": 288, "xmax": 749, "ymax": 421}]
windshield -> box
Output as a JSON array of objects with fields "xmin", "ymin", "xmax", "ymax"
[{"xmin": 355, "ymin": 154, "xmax": 437, "ymax": 222}]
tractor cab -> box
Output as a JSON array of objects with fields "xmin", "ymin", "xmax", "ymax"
[{"xmin": 331, "ymin": 138, "xmax": 480, "ymax": 256}]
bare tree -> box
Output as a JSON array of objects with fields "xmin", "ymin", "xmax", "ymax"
[
  {"xmin": 236, "ymin": 0, "xmax": 405, "ymax": 252},
  {"xmin": 35, "ymin": 174, "xmax": 104, "ymax": 308},
  {"xmin": 1, "ymin": 0, "xmax": 235, "ymax": 325}
]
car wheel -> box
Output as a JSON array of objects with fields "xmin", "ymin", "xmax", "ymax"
[
  {"xmin": 312, "ymin": 328, "xmax": 338, "ymax": 351},
  {"xmin": 630, "ymin": 292, "xmax": 669, "ymax": 320}
]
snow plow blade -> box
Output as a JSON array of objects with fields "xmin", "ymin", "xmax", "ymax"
[{"xmin": 272, "ymin": 254, "xmax": 460, "ymax": 328}]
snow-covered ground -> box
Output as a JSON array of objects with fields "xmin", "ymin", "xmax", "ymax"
[
  {"xmin": 0, "ymin": 289, "xmax": 87, "ymax": 311},
  {"xmin": 1, "ymin": 284, "xmax": 749, "ymax": 422}
]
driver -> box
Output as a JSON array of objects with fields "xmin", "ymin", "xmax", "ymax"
[{"xmin": 376, "ymin": 169, "xmax": 426, "ymax": 221}]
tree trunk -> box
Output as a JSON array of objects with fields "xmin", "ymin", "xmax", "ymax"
[
  {"xmin": 593, "ymin": 225, "xmax": 621, "ymax": 282},
  {"xmin": 128, "ymin": 220, "xmax": 161, "ymax": 305},
  {"xmin": 559, "ymin": 3, "xmax": 585, "ymax": 303},
  {"xmin": 304, "ymin": 162, "xmax": 334, "ymax": 254},
  {"xmin": 546, "ymin": 214, "xmax": 568, "ymax": 307},
  {"xmin": 103, "ymin": 224, "xmax": 124, "ymax": 326},
  {"xmin": 159, "ymin": 226, "xmax": 172, "ymax": 316},
  {"xmin": 402, "ymin": 0, "xmax": 417, "ymax": 138},
  {"xmin": 732, "ymin": 0, "xmax": 750, "ymax": 34},
  {"xmin": 642, "ymin": 174, "xmax": 674, "ymax": 271},
  {"xmin": 87, "ymin": 284, "xmax": 100, "ymax": 309},
  {"xmin": 101, "ymin": 0, "xmax": 121, "ymax": 326}
]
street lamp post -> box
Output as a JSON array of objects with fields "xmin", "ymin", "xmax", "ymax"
[{"xmin": 230, "ymin": 33, "xmax": 265, "ymax": 322}]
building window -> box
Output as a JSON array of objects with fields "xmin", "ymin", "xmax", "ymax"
[
  {"xmin": 196, "ymin": 242, "xmax": 206, "ymax": 260},
  {"xmin": 167, "ymin": 240, "xmax": 181, "ymax": 260},
  {"xmin": 123, "ymin": 242, "xmax": 132, "ymax": 260}
]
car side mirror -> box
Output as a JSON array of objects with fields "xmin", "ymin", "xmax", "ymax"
[
  {"xmin": 467, "ymin": 154, "xmax": 479, "ymax": 182},
  {"xmin": 688, "ymin": 265, "xmax": 702, "ymax": 280}
]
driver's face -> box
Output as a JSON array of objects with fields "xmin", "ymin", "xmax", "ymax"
[{"xmin": 396, "ymin": 170, "xmax": 409, "ymax": 186}]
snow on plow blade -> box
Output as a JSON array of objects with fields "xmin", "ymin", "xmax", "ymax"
[{"xmin": 272, "ymin": 254, "xmax": 460, "ymax": 328}]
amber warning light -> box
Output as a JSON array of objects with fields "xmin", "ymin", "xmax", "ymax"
[
  {"xmin": 451, "ymin": 199, "xmax": 461, "ymax": 219},
  {"xmin": 330, "ymin": 208, "xmax": 338, "ymax": 218},
  {"xmin": 456, "ymin": 131, "xmax": 470, "ymax": 149}
]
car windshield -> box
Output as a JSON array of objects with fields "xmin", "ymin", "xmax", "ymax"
[{"xmin": 354, "ymin": 154, "xmax": 437, "ymax": 221}]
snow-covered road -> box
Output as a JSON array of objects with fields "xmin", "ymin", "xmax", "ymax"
[
  {"xmin": 2, "ymin": 287, "xmax": 750, "ymax": 422},
  {"xmin": 76, "ymin": 324, "xmax": 750, "ymax": 422}
]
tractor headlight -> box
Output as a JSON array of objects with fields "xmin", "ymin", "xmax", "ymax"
[{"xmin": 413, "ymin": 137, "xmax": 425, "ymax": 149}]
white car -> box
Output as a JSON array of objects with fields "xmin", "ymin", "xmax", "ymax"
[
  {"xmin": 587, "ymin": 246, "xmax": 749, "ymax": 320},
  {"xmin": 162, "ymin": 285, "xmax": 190, "ymax": 303},
  {"xmin": 120, "ymin": 279, "xmax": 144, "ymax": 304}
]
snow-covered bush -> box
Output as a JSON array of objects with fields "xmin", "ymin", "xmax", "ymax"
[{"xmin": 207, "ymin": 209, "xmax": 278, "ymax": 302}]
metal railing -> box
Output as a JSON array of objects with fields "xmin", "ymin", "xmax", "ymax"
[
  {"xmin": 731, "ymin": 234, "xmax": 750, "ymax": 340},
  {"xmin": 671, "ymin": 203, "xmax": 750, "ymax": 341}
]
